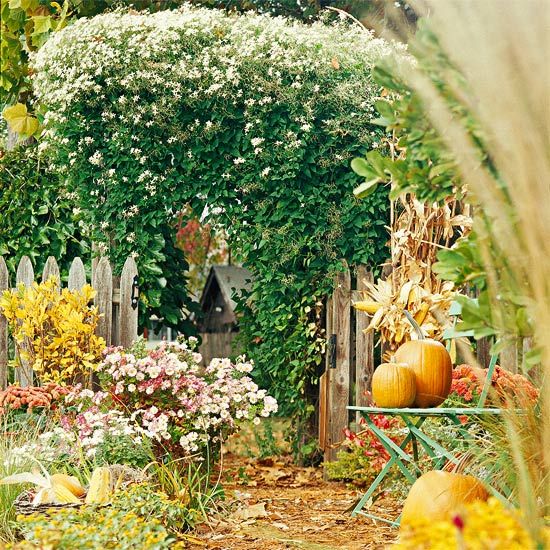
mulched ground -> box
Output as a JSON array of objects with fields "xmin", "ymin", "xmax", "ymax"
[{"xmin": 191, "ymin": 454, "xmax": 400, "ymax": 550}]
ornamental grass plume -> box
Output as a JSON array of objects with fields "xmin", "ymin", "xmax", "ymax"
[{"xmin": 374, "ymin": 0, "xmax": 550, "ymax": 541}]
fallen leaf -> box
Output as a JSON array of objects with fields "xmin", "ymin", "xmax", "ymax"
[
  {"xmin": 232, "ymin": 502, "xmax": 268, "ymax": 521},
  {"xmin": 272, "ymin": 522, "xmax": 290, "ymax": 531},
  {"xmin": 261, "ymin": 467, "xmax": 292, "ymax": 484}
]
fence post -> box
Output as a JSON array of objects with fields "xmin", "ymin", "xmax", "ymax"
[
  {"xmin": 355, "ymin": 266, "xmax": 374, "ymax": 424},
  {"xmin": 93, "ymin": 257, "xmax": 113, "ymax": 347},
  {"xmin": 0, "ymin": 257, "xmax": 8, "ymax": 389},
  {"xmin": 119, "ymin": 257, "xmax": 138, "ymax": 348},
  {"xmin": 319, "ymin": 295, "xmax": 333, "ymax": 455},
  {"xmin": 15, "ymin": 256, "xmax": 34, "ymax": 386},
  {"xmin": 325, "ymin": 264, "xmax": 351, "ymax": 462}
]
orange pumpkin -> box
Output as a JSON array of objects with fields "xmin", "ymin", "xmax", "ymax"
[
  {"xmin": 372, "ymin": 361, "xmax": 416, "ymax": 408},
  {"xmin": 395, "ymin": 311, "xmax": 452, "ymax": 407},
  {"xmin": 400, "ymin": 471, "xmax": 489, "ymax": 527}
]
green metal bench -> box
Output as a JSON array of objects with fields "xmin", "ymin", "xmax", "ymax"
[{"xmin": 347, "ymin": 302, "xmax": 505, "ymax": 526}]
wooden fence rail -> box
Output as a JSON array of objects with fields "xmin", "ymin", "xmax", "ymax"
[{"xmin": 0, "ymin": 255, "xmax": 139, "ymax": 389}]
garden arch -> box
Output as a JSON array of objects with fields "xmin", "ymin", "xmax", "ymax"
[{"xmin": 33, "ymin": 6, "xmax": 394, "ymax": 415}]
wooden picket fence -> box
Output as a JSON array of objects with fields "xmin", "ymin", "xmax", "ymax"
[
  {"xmin": 319, "ymin": 265, "xmax": 375, "ymax": 462},
  {"xmin": 0, "ymin": 255, "xmax": 139, "ymax": 389}
]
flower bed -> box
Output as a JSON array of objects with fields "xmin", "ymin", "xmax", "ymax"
[
  {"xmin": 450, "ymin": 364, "xmax": 539, "ymax": 407},
  {"xmin": 96, "ymin": 338, "xmax": 278, "ymax": 457},
  {"xmin": 1, "ymin": 337, "xmax": 277, "ymax": 547}
]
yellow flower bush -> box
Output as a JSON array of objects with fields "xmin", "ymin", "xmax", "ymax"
[
  {"xmin": 395, "ymin": 498, "xmax": 549, "ymax": 550},
  {"xmin": 0, "ymin": 277, "xmax": 105, "ymax": 384}
]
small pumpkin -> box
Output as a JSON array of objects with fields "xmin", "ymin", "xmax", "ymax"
[
  {"xmin": 400, "ymin": 470, "xmax": 490, "ymax": 527},
  {"xmin": 394, "ymin": 310, "xmax": 453, "ymax": 408},
  {"xmin": 372, "ymin": 360, "xmax": 416, "ymax": 408}
]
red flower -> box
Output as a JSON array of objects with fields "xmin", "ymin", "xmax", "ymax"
[{"xmin": 452, "ymin": 514, "xmax": 465, "ymax": 531}]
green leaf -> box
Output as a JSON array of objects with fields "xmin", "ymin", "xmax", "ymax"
[
  {"xmin": 32, "ymin": 15, "xmax": 52, "ymax": 35},
  {"xmin": 428, "ymin": 161, "xmax": 456, "ymax": 178},
  {"xmin": 350, "ymin": 157, "xmax": 372, "ymax": 177},
  {"xmin": 353, "ymin": 178, "xmax": 380, "ymax": 199},
  {"xmin": 374, "ymin": 99, "xmax": 394, "ymax": 120}
]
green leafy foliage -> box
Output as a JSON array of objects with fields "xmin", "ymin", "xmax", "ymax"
[
  {"xmin": 0, "ymin": 0, "xmax": 72, "ymax": 107},
  {"xmin": 92, "ymin": 434, "xmax": 153, "ymax": 470},
  {"xmin": 33, "ymin": 7, "xmax": 392, "ymax": 416},
  {"xmin": 351, "ymin": 21, "xmax": 479, "ymax": 203},
  {"xmin": 0, "ymin": 143, "xmax": 87, "ymax": 276},
  {"xmin": 16, "ymin": 496, "xmax": 177, "ymax": 549}
]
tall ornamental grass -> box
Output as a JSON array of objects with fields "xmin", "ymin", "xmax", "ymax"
[{"xmin": 384, "ymin": 0, "xmax": 549, "ymax": 539}]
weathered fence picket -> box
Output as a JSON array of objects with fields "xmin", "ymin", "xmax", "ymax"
[
  {"xmin": 93, "ymin": 257, "xmax": 113, "ymax": 347},
  {"xmin": 320, "ymin": 264, "xmax": 377, "ymax": 463},
  {"xmin": 42, "ymin": 256, "xmax": 61, "ymax": 287},
  {"xmin": 325, "ymin": 266, "xmax": 351, "ymax": 462},
  {"xmin": 68, "ymin": 257, "xmax": 86, "ymax": 291},
  {"xmin": 354, "ymin": 266, "xmax": 374, "ymax": 424},
  {"xmin": 0, "ymin": 255, "xmax": 139, "ymax": 389},
  {"xmin": 119, "ymin": 256, "xmax": 139, "ymax": 349},
  {"xmin": 15, "ymin": 256, "xmax": 34, "ymax": 386}
]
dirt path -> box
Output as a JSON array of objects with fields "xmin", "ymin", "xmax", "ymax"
[{"xmin": 193, "ymin": 455, "xmax": 399, "ymax": 550}]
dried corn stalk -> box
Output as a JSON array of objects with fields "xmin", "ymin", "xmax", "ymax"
[{"xmin": 355, "ymin": 137, "xmax": 472, "ymax": 351}]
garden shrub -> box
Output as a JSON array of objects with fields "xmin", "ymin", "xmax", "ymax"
[
  {"xmin": 14, "ymin": 503, "xmax": 179, "ymax": 549},
  {"xmin": 0, "ymin": 144, "xmax": 86, "ymax": 275},
  {"xmin": 175, "ymin": 208, "xmax": 228, "ymax": 298},
  {"xmin": 0, "ymin": 278, "xmax": 105, "ymax": 384},
  {"xmin": 8, "ymin": 338, "xmax": 278, "ymax": 466},
  {"xmin": 32, "ymin": 6, "xmax": 394, "ymax": 415},
  {"xmin": 0, "ymin": 384, "xmax": 71, "ymax": 417},
  {"xmin": 12, "ymin": 480, "xmax": 207, "ymax": 548},
  {"xmin": 449, "ymin": 364, "xmax": 539, "ymax": 408},
  {"xmin": 326, "ymin": 414, "xmax": 406, "ymax": 488}
]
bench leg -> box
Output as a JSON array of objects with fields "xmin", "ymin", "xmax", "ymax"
[
  {"xmin": 351, "ymin": 457, "xmax": 398, "ymax": 517},
  {"xmin": 351, "ymin": 414, "xmax": 420, "ymax": 522}
]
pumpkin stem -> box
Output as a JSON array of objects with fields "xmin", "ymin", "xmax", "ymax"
[{"xmin": 403, "ymin": 309, "xmax": 425, "ymax": 340}]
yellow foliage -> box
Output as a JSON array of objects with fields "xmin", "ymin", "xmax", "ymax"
[
  {"xmin": 2, "ymin": 103, "xmax": 40, "ymax": 137},
  {"xmin": 394, "ymin": 498, "xmax": 549, "ymax": 550},
  {"xmin": 0, "ymin": 277, "xmax": 105, "ymax": 384}
]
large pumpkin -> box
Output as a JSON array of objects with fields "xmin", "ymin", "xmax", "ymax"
[
  {"xmin": 372, "ymin": 361, "xmax": 416, "ymax": 408},
  {"xmin": 395, "ymin": 311, "xmax": 452, "ymax": 407},
  {"xmin": 401, "ymin": 471, "xmax": 489, "ymax": 527}
]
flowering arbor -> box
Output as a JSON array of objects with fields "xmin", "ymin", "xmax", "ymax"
[{"xmin": 32, "ymin": 6, "xmax": 395, "ymax": 415}]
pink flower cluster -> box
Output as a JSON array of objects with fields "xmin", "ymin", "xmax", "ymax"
[{"xmin": 95, "ymin": 339, "xmax": 278, "ymax": 455}]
